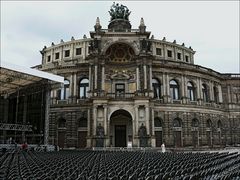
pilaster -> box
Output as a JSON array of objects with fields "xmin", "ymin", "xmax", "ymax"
[
  {"xmin": 143, "ymin": 65, "xmax": 147, "ymax": 90},
  {"xmin": 102, "ymin": 66, "xmax": 105, "ymax": 91},
  {"xmin": 218, "ymin": 85, "xmax": 223, "ymax": 103},
  {"xmin": 145, "ymin": 106, "xmax": 150, "ymax": 135},
  {"xmin": 136, "ymin": 67, "xmax": 140, "ymax": 91},
  {"xmin": 94, "ymin": 65, "xmax": 98, "ymax": 90}
]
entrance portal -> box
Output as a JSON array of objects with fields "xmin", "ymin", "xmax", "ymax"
[
  {"xmin": 110, "ymin": 109, "xmax": 132, "ymax": 147},
  {"xmin": 115, "ymin": 125, "xmax": 126, "ymax": 147}
]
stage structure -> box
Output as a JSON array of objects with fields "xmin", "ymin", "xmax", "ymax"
[{"xmin": 0, "ymin": 61, "xmax": 64, "ymax": 145}]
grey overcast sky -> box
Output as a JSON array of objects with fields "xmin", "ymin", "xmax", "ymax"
[{"xmin": 1, "ymin": 1, "xmax": 239, "ymax": 73}]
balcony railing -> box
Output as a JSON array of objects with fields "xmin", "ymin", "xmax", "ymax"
[
  {"xmin": 94, "ymin": 92, "xmax": 146, "ymax": 99},
  {"xmin": 106, "ymin": 93, "xmax": 135, "ymax": 99}
]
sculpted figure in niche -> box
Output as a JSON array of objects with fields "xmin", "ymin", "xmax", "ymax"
[
  {"xmin": 96, "ymin": 123, "xmax": 104, "ymax": 147},
  {"xmin": 96, "ymin": 123, "xmax": 104, "ymax": 137},
  {"xmin": 138, "ymin": 123, "xmax": 147, "ymax": 137},
  {"xmin": 139, "ymin": 123, "xmax": 148, "ymax": 147}
]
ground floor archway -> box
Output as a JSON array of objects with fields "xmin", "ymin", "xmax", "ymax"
[
  {"xmin": 174, "ymin": 131, "xmax": 182, "ymax": 147},
  {"xmin": 155, "ymin": 131, "xmax": 163, "ymax": 147},
  {"xmin": 192, "ymin": 131, "xmax": 199, "ymax": 147},
  {"xmin": 110, "ymin": 109, "xmax": 132, "ymax": 147},
  {"xmin": 58, "ymin": 131, "xmax": 66, "ymax": 148}
]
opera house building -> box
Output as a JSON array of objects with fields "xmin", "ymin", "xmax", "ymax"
[{"xmin": 1, "ymin": 4, "xmax": 239, "ymax": 149}]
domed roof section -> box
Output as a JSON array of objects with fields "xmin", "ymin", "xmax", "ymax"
[{"xmin": 108, "ymin": 2, "xmax": 132, "ymax": 32}]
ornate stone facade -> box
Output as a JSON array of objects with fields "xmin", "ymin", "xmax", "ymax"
[{"xmin": 36, "ymin": 4, "xmax": 240, "ymax": 148}]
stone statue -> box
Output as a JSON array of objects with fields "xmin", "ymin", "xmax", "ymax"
[
  {"xmin": 96, "ymin": 123, "xmax": 104, "ymax": 147},
  {"xmin": 139, "ymin": 123, "xmax": 147, "ymax": 137},
  {"xmin": 89, "ymin": 39, "xmax": 100, "ymax": 54},
  {"xmin": 141, "ymin": 39, "xmax": 152, "ymax": 52},
  {"xmin": 96, "ymin": 123, "xmax": 104, "ymax": 137},
  {"xmin": 141, "ymin": 39, "xmax": 147, "ymax": 51},
  {"xmin": 109, "ymin": 2, "xmax": 131, "ymax": 21},
  {"xmin": 139, "ymin": 123, "xmax": 148, "ymax": 147}
]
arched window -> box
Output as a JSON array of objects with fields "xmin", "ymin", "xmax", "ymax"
[
  {"xmin": 154, "ymin": 117, "xmax": 162, "ymax": 127},
  {"xmin": 170, "ymin": 80, "xmax": 179, "ymax": 100},
  {"xmin": 191, "ymin": 119, "xmax": 199, "ymax": 127},
  {"xmin": 187, "ymin": 82, "xmax": 195, "ymax": 101},
  {"xmin": 58, "ymin": 118, "xmax": 66, "ymax": 128},
  {"xmin": 202, "ymin": 84, "xmax": 209, "ymax": 102},
  {"xmin": 173, "ymin": 118, "xmax": 182, "ymax": 127},
  {"xmin": 217, "ymin": 120, "xmax": 222, "ymax": 129},
  {"xmin": 79, "ymin": 78, "xmax": 89, "ymax": 98},
  {"xmin": 152, "ymin": 78, "xmax": 161, "ymax": 99},
  {"xmin": 57, "ymin": 80, "xmax": 70, "ymax": 100},
  {"xmin": 206, "ymin": 119, "xmax": 212, "ymax": 128},
  {"xmin": 78, "ymin": 117, "xmax": 87, "ymax": 127},
  {"xmin": 213, "ymin": 86, "xmax": 219, "ymax": 103}
]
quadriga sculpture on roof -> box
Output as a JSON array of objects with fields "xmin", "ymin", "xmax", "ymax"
[{"xmin": 109, "ymin": 2, "xmax": 131, "ymax": 21}]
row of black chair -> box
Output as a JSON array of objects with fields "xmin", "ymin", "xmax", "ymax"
[{"xmin": 0, "ymin": 150, "xmax": 239, "ymax": 180}]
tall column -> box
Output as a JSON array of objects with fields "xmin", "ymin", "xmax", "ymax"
[
  {"xmin": 44, "ymin": 89, "xmax": 50, "ymax": 145},
  {"xmin": 151, "ymin": 109, "xmax": 155, "ymax": 136},
  {"xmin": 93, "ymin": 106, "xmax": 97, "ymax": 136},
  {"xmin": 102, "ymin": 66, "xmax": 105, "ymax": 91},
  {"xmin": 104, "ymin": 106, "xmax": 107, "ymax": 135},
  {"xmin": 70, "ymin": 74, "xmax": 73, "ymax": 98},
  {"xmin": 87, "ymin": 109, "xmax": 91, "ymax": 136},
  {"xmin": 145, "ymin": 106, "xmax": 150, "ymax": 135},
  {"xmin": 73, "ymin": 73, "xmax": 77, "ymax": 97},
  {"xmin": 151, "ymin": 108, "xmax": 156, "ymax": 147},
  {"xmin": 136, "ymin": 67, "xmax": 140, "ymax": 91},
  {"xmin": 83, "ymin": 41, "xmax": 86, "ymax": 59},
  {"xmin": 184, "ymin": 76, "xmax": 187, "ymax": 98},
  {"xmin": 196, "ymin": 78, "xmax": 200, "ymax": 100},
  {"xmin": 218, "ymin": 85, "xmax": 223, "ymax": 103},
  {"xmin": 162, "ymin": 73, "xmax": 166, "ymax": 96},
  {"xmin": 94, "ymin": 65, "xmax": 98, "ymax": 90},
  {"xmin": 86, "ymin": 109, "xmax": 91, "ymax": 148},
  {"xmin": 89, "ymin": 65, "xmax": 92, "ymax": 96},
  {"xmin": 199, "ymin": 78, "xmax": 202, "ymax": 99},
  {"xmin": 181, "ymin": 75, "xmax": 187, "ymax": 104},
  {"xmin": 144, "ymin": 65, "xmax": 147, "ymax": 89},
  {"xmin": 166, "ymin": 73, "xmax": 170, "ymax": 96},
  {"xmin": 149, "ymin": 65, "xmax": 153, "ymax": 90},
  {"xmin": 181, "ymin": 75, "xmax": 185, "ymax": 97},
  {"xmin": 227, "ymin": 85, "xmax": 231, "ymax": 103},
  {"xmin": 135, "ymin": 106, "xmax": 139, "ymax": 136},
  {"xmin": 209, "ymin": 81, "xmax": 214, "ymax": 102}
]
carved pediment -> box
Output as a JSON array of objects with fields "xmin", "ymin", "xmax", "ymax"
[{"xmin": 111, "ymin": 73, "xmax": 130, "ymax": 80}]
